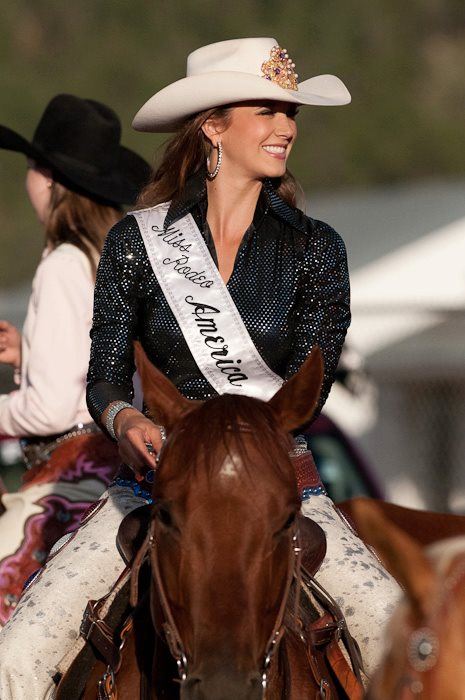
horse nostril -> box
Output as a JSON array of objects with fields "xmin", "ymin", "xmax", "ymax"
[
  {"xmin": 184, "ymin": 675, "xmax": 202, "ymax": 687},
  {"xmin": 248, "ymin": 671, "xmax": 262, "ymax": 685},
  {"xmin": 248, "ymin": 672, "xmax": 264, "ymax": 697},
  {"xmin": 182, "ymin": 675, "xmax": 202, "ymax": 698},
  {"xmin": 182, "ymin": 672, "xmax": 263, "ymax": 700}
]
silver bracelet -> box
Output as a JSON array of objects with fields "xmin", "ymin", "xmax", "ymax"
[
  {"xmin": 157, "ymin": 425, "xmax": 167, "ymax": 443},
  {"xmin": 145, "ymin": 425, "xmax": 167, "ymax": 462},
  {"xmin": 105, "ymin": 401, "xmax": 134, "ymax": 440}
]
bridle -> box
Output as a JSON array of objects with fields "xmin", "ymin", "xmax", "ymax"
[
  {"xmin": 261, "ymin": 529, "xmax": 302, "ymax": 689},
  {"xmin": 143, "ymin": 514, "xmax": 302, "ymax": 693},
  {"xmin": 130, "ymin": 421, "xmax": 302, "ymax": 693}
]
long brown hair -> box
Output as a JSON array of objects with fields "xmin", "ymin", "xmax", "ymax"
[
  {"xmin": 46, "ymin": 183, "xmax": 122, "ymax": 278},
  {"xmin": 137, "ymin": 106, "xmax": 301, "ymax": 209}
]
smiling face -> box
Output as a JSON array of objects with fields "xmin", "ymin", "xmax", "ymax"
[{"xmin": 203, "ymin": 100, "xmax": 298, "ymax": 182}]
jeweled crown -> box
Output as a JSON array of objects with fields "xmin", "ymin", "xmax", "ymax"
[{"xmin": 261, "ymin": 45, "xmax": 299, "ymax": 91}]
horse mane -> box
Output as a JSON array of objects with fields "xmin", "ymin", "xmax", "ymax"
[{"xmin": 159, "ymin": 393, "xmax": 295, "ymax": 485}]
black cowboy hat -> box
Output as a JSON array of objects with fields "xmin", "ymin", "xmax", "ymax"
[{"xmin": 0, "ymin": 94, "xmax": 151, "ymax": 205}]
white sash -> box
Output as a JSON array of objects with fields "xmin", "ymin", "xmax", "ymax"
[{"xmin": 131, "ymin": 203, "xmax": 284, "ymax": 400}]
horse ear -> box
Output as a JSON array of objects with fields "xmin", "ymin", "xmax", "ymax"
[
  {"xmin": 134, "ymin": 341, "xmax": 197, "ymax": 431},
  {"xmin": 268, "ymin": 346, "xmax": 324, "ymax": 433},
  {"xmin": 349, "ymin": 498, "xmax": 436, "ymax": 621}
]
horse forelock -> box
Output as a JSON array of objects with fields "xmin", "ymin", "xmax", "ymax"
[{"xmin": 157, "ymin": 393, "xmax": 295, "ymax": 489}]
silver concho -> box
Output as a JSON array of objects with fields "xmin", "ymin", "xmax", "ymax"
[{"xmin": 407, "ymin": 627, "xmax": 439, "ymax": 672}]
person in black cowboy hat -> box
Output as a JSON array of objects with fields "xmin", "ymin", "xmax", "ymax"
[{"xmin": 0, "ymin": 94, "xmax": 151, "ymax": 626}]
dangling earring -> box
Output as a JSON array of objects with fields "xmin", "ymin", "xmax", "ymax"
[{"xmin": 207, "ymin": 141, "xmax": 222, "ymax": 180}]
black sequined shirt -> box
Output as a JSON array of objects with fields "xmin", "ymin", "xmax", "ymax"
[{"xmin": 86, "ymin": 174, "xmax": 350, "ymax": 426}]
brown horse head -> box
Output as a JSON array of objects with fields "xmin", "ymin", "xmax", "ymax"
[
  {"xmin": 350, "ymin": 499, "xmax": 465, "ymax": 700},
  {"xmin": 134, "ymin": 343, "xmax": 323, "ymax": 700}
]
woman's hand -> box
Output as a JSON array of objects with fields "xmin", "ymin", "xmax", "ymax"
[
  {"xmin": 0, "ymin": 321, "xmax": 21, "ymax": 368},
  {"xmin": 113, "ymin": 407, "xmax": 164, "ymax": 478}
]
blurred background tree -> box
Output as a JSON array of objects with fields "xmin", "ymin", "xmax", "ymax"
[{"xmin": 1, "ymin": 0, "xmax": 464, "ymax": 288}]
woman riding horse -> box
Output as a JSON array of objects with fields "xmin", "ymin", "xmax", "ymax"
[
  {"xmin": 0, "ymin": 38, "xmax": 400, "ymax": 698},
  {"xmin": 0, "ymin": 95, "xmax": 150, "ymax": 625}
]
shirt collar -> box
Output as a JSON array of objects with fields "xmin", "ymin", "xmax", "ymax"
[{"xmin": 164, "ymin": 170, "xmax": 306, "ymax": 235}]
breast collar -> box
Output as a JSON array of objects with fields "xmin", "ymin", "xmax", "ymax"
[{"xmin": 163, "ymin": 171, "xmax": 308, "ymax": 236}]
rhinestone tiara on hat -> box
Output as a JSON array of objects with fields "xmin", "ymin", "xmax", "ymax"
[
  {"xmin": 132, "ymin": 38, "xmax": 351, "ymax": 133},
  {"xmin": 261, "ymin": 45, "xmax": 299, "ymax": 91}
]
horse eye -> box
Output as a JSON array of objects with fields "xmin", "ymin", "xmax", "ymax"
[
  {"xmin": 281, "ymin": 512, "xmax": 297, "ymax": 532},
  {"xmin": 156, "ymin": 506, "xmax": 173, "ymax": 527}
]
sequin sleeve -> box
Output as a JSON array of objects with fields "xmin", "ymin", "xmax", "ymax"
[
  {"xmin": 86, "ymin": 216, "xmax": 142, "ymax": 425},
  {"xmin": 285, "ymin": 221, "xmax": 351, "ymax": 419}
]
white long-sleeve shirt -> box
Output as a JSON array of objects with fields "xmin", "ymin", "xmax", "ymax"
[{"xmin": 0, "ymin": 243, "xmax": 95, "ymax": 437}]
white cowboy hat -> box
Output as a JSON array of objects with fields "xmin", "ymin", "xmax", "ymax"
[{"xmin": 133, "ymin": 37, "xmax": 351, "ymax": 133}]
